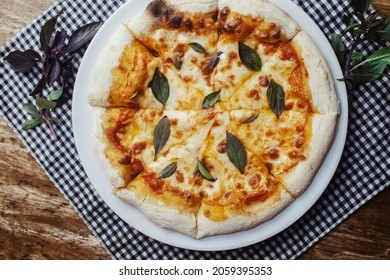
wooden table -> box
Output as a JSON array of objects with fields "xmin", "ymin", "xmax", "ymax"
[{"xmin": 1, "ymin": 0, "xmax": 389, "ymax": 260}]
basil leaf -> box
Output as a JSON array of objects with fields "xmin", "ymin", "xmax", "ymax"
[
  {"xmin": 40, "ymin": 11, "xmax": 62, "ymax": 51},
  {"xmin": 23, "ymin": 103, "xmax": 40, "ymax": 118},
  {"xmin": 49, "ymin": 87, "xmax": 64, "ymax": 101},
  {"xmin": 364, "ymin": 47, "xmax": 390, "ymax": 65},
  {"xmin": 352, "ymin": 51, "xmax": 364, "ymax": 65},
  {"xmin": 241, "ymin": 113, "xmax": 259, "ymax": 124},
  {"xmin": 350, "ymin": 60, "xmax": 389, "ymax": 83},
  {"xmin": 238, "ymin": 42, "xmax": 262, "ymax": 71},
  {"xmin": 52, "ymin": 30, "xmax": 67, "ymax": 52},
  {"xmin": 153, "ymin": 116, "xmax": 171, "ymax": 159},
  {"xmin": 149, "ymin": 68, "xmax": 170, "ymax": 106},
  {"xmin": 189, "ymin": 42, "xmax": 206, "ymax": 54},
  {"xmin": 226, "ymin": 132, "xmax": 247, "ymax": 174},
  {"xmin": 210, "ymin": 51, "xmax": 222, "ymax": 69},
  {"xmin": 267, "ymin": 79, "xmax": 285, "ymax": 118},
  {"xmin": 196, "ymin": 160, "xmax": 216, "ymax": 182},
  {"xmin": 329, "ymin": 33, "xmax": 346, "ymax": 65},
  {"xmin": 202, "ymin": 90, "xmax": 221, "ymax": 109},
  {"xmin": 351, "ymin": 0, "xmax": 370, "ymax": 14},
  {"xmin": 65, "ymin": 22, "xmax": 102, "ymax": 53},
  {"xmin": 35, "ymin": 97, "xmax": 57, "ymax": 110},
  {"xmin": 174, "ymin": 57, "xmax": 183, "ymax": 70},
  {"xmin": 47, "ymin": 59, "xmax": 61, "ymax": 86},
  {"xmin": 4, "ymin": 50, "xmax": 42, "ymax": 73},
  {"xmin": 159, "ymin": 162, "xmax": 177, "ymax": 179},
  {"xmin": 22, "ymin": 118, "xmax": 42, "ymax": 131}
]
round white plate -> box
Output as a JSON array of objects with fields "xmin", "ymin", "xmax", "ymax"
[{"xmin": 72, "ymin": 0, "xmax": 348, "ymax": 251}]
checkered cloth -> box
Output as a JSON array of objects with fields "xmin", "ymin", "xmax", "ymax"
[{"xmin": 0, "ymin": 0, "xmax": 388, "ymax": 259}]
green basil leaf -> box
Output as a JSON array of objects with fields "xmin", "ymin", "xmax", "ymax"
[
  {"xmin": 23, "ymin": 102, "xmax": 40, "ymax": 118},
  {"xmin": 35, "ymin": 97, "xmax": 57, "ymax": 110},
  {"xmin": 364, "ymin": 47, "xmax": 390, "ymax": 65},
  {"xmin": 241, "ymin": 113, "xmax": 259, "ymax": 124},
  {"xmin": 159, "ymin": 162, "xmax": 177, "ymax": 179},
  {"xmin": 238, "ymin": 42, "xmax": 262, "ymax": 71},
  {"xmin": 202, "ymin": 90, "xmax": 221, "ymax": 109},
  {"xmin": 149, "ymin": 68, "xmax": 170, "ymax": 106},
  {"xmin": 226, "ymin": 132, "xmax": 247, "ymax": 174},
  {"xmin": 352, "ymin": 51, "xmax": 364, "ymax": 65},
  {"xmin": 329, "ymin": 33, "xmax": 346, "ymax": 65},
  {"xmin": 267, "ymin": 79, "xmax": 285, "ymax": 118},
  {"xmin": 196, "ymin": 160, "xmax": 216, "ymax": 182},
  {"xmin": 49, "ymin": 86, "xmax": 64, "ymax": 101},
  {"xmin": 22, "ymin": 118, "xmax": 42, "ymax": 131},
  {"xmin": 153, "ymin": 116, "xmax": 171, "ymax": 159},
  {"xmin": 189, "ymin": 42, "xmax": 206, "ymax": 54},
  {"xmin": 350, "ymin": 60, "xmax": 388, "ymax": 83}
]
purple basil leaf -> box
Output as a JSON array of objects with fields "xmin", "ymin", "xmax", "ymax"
[
  {"xmin": 4, "ymin": 50, "xmax": 42, "ymax": 73},
  {"xmin": 52, "ymin": 30, "xmax": 68, "ymax": 54},
  {"xmin": 61, "ymin": 58, "xmax": 74, "ymax": 87},
  {"xmin": 47, "ymin": 60, "xmax": 61, "ymax": 86},
  {"xmin": 30, "ymin": 75, "xmax": 46, "ymax": 96},
  {"xmin": 40, "ymin": 11, "xmax": 62, "ymax": 51},
  {"xmin": 65, "ymin": 22, "xmax": 102, "ymax": 53}
]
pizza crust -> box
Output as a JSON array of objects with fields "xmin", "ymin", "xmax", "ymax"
[
  {"xmin": 114, "ymin": 187, "xmax": 197, "ymax": 238},
  {"xmin": 281, "ymin": 114, "xmax": 338, "ymax": 197},
  {"xmin": 218, "ymin": 0, "xmax": 299, "ymax": 40},
  {"xmin": 196, "ymin": 187, "xmax": 293, "ymax": 239},
  {"xmin": 91, "ymin": 107, "xmax": 125, "ymax": 188},
  {"xmin": 293, "ymin": 31, "xmax": 339, "ymax": 114},
  {"xmin": 127, "ymin": 0, "xmax": 217, "ymax": 37},
  {"xmin": 88, "ymin": 24, "xmax": 134, "ymax": 107}
]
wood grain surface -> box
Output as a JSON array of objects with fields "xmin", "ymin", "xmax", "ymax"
[{"xmin": 1, "ymin": 0, "xmax": 389, "ymax": 260}]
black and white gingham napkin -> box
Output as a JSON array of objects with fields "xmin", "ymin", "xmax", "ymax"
[{"xmin": 0, "ymin": 0, "xmax": 388, "ymax": 259}]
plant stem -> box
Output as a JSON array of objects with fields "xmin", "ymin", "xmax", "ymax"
[{"xmin": 41, "ymin": 109, "xmax": 57, "ymax": 141}]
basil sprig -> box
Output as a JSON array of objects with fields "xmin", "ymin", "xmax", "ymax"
[
  {"xmin": 329, "ymin": 0, "xmax": 390, "ymax": 89},
  {"xmin": 149, "ymin": 68, "xmax": 170, "ymax": 106},
  {"xmin": 238, "ymin": 42, "xmax": 262, "ymax": 71},
  {"xmin": 4, "ymin": 11, "xmax": 102, "ymax": 140},
  {"xmin": 153, "ymin": 116, "xmax": 171, "ymax": 160},
  {"xmin": 226, "ymin": 132, "xmax": 247, "ymax": 174},
  {"xmin": 267, "ymin": 79, "xmax": 285, "ymax": 118}
]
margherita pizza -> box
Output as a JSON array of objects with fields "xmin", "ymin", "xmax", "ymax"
[{"xmin": 88, "ymin": 0, "xmax": 339, "ymax": 239}]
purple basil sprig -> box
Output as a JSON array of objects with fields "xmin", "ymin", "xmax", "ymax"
[{"xmin": 4, "ymin": 11, "xmax": 102, "ymax": 140}]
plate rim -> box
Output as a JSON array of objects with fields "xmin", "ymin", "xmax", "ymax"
[{"xmin": 72, "ymin": 0, "xmax": 348, "ymax": 251}]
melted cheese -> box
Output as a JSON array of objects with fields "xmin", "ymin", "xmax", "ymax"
[{"xmin": 229, "ymin": 110, "xmax": 312, "ymax": 180}]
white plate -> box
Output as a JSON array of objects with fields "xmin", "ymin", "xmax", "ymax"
[{"xmin": 72, "ymin": 0, "xmax": 348, "ymax": 251}]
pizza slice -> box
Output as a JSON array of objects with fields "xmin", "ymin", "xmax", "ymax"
[
  {"xmin": 196, "ymin": 111, "xmax": 294, "ymax": 238},
  {"xmin": 126, "ymin": 0, "xmax": 219, "ymax": 96},
  {"xmin": 88, "ymin": 24, "xmax": 204, "ymax": 110},
  {"xmin": 224, "ymin": 31, "xmax": 339, "ymax": 114},
  {"xmin": 91, "ymin": 107, "xmax": 216, "ymax": 188},
  {"xmin": 113, "ymin": 145, "xmax": 206, "ymax": 238},
  {"xmin": 229, "ymin": 109, "xmax": 337, "ymax": 197},
  {"xmin": 213, "ymin": 0, "xmax": 300, "ymax": 102}
]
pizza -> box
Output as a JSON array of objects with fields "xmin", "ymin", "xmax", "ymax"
[{"xmin": 88, "ymin": 0, "xmax": 339, "ymax": 239}]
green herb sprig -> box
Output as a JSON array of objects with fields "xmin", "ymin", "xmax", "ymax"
[
  {"xmin": 4, "ymin": 11, "xmax": 102, "ymax": 140},
  {"xmin": 329, "ymin": 0, "xmax": 389, "ymax": 90}
]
